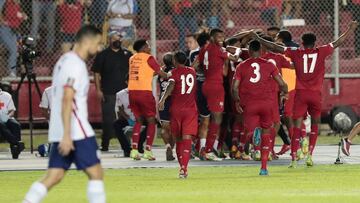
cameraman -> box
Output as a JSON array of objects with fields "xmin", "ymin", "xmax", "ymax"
[
  {"xmin": 91, "ymin": 31, "xmax": 132, "ymax": 151},
  {"xmin": 0, "ymin": 0, "xmax": 27, "ymax": 77},
  {"xmin": 0, "ymin": 87, "xmax": 24, "ymax": 159}
]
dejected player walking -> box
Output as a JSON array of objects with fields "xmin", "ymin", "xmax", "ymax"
[
  {"xmin": 23, "ymin": 25, "xmax": 105, "ymax": 203},
  {"xmin": 159, "ymin": 51, "xmax": 198, "ymax": 179},
  {"xmin": 256, "ymin": 21, "xmax": 358, "ymax": 168}
]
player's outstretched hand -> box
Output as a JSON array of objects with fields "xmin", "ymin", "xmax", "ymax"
[
  {"xmin": 58, "ymin": 137, "xmax": 74, "ymax": 156},
  {"xmin": 158, "ymin": 100, "xmax": 165, "ymax": 111},
  {"xmin": 350, "ymin": 21, "xmax": 359, "ymax": 31}
]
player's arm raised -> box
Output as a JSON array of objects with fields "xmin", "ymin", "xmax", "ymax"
[
  {"xmin": 148, "ymin": 56, "xmax": 171, "ymax": 79},
  {"xmin": 158, "ymin": 81, "xmax": 175, "ymax": 111},
  {"xmin": 59, "ymin": 84, "xmax": 75, "ymax": 156},
  {"xmin": 332, "ymin": 21, "xmax": 358, "ymax": 49},
  {"xmin": 252, "ymin": 32, "xmax": 286, "ymax": 53}
]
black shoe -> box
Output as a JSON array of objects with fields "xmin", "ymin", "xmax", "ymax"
[
  {"xmin": 166, "ymin": 147, "xmax": 175, "ymax": 161},
  {"xmin": 124, "ymin": 151, "xmax": 130, "ymax": 157},
  {"xmin": 138, "ymin": 148, "xmax": 144, "ymax": 154},
  {"xmin": 100, "ymin": 147, "xmax": 109, "ymax": 152},
  {"xmin": 10, "ymin": 142, "xmax": 25, "ymax": 159}
]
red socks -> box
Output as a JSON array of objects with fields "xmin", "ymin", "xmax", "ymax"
[
  {"xmin": 131, "ymin": 122, "xmax": 142, "ymax": 149},
  {"xmin": 231, "ymin": 122, "xmax": 241, "ymax": 146},
  {"xmin": 145, "ymin": 123, "xmax": 156, "ymax": 151},
  {"xmin": 205, "ymin": 122, "xmax": 220, "ymax": 153},
  {"xmin": 309, "ymin": 124, "xmax": 319, "ymax": 155},
  {"xmin": 301, "ymin": 122, "xmax": 307, "ymax": 138},
  {"xmin": 291, "ymin": 127, "xmax": 301, "ymax": 161},
  {"xmin": 177, "ymin": 140, "xmax": 192, "ymax": 171},
  {"xmin": 261, "ymin": 133, "xmax": 271, "ymax": 170}
]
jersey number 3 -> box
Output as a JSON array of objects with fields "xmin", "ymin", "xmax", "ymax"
[
  {"xmin": 180, "ymin": 74, "xmax": 194, "ymax": 94},
  {"xmin": 303, "ymin": 53, "xmax": 318, "ymax": 73},
  {"xmin": 250, "ymin": 63, "xmax": 261, "ymax": 83}
]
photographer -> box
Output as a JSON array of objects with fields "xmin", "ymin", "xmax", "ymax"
[
  {"xmin": 92, "ymin": 31, "xmax": 132, "ymax": 151},
  {"xmin": 0, "ymin": 88, "xmax": 24, "ymax": 159},
  {"xmin": 0, "ymin": 0, "xmax": 27, "ymax": 77}
]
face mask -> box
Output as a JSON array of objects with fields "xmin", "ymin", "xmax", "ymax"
[{"xmin": 112, "ymin": 40, "xmax": 122, "ymax": 49}]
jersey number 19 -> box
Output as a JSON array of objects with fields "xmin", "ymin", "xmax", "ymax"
[{"xmin": 180, "ymin": 74, "xmax": 194, "ymax": 94}]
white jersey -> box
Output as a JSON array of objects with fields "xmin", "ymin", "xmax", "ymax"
[
  {"xmin": 49, "ymin": 52, "xmax": 95, "ymax": 142},
  {"xmin": 0, "ymin": 89, "xmax": 15, "ymax": 114},
  {"xmin": 115, "ymin": 88, "xmax": 135, "ymax": 121},
  {"xmin": 39, "ymin": 86, "xmax": 53, "ymax": 110}
]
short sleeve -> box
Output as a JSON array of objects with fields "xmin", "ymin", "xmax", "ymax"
[
  {"xmin": 62, "ymin": 59, "xmax": 85, "ymax": 92},
  {"xmin": 284, "ymin": 47, "xmax": 298, "ymax": 60},
  {"xmin": 147, "ymin": 56, "xmax": 161, "ymax": 72},
  {"xmin": 270, "ymin": 63, "xmax": 280, "ymax": 78},
  {"xmin": 219, "ymin": 48, "xmax": 229, "ymax": 60},
  {"xmin": 91, "ymin": 51, "xmax": 105, "ymax": 73},
  {"xmin": 6, "ymin": 94, "xmax": 15, "ymax": 112},
  {"xmin": 280, "ymin": 55, "xmax": 292, "ymax": 68},
  {"xmin": 319, "ymin": 43, "xmax": 334, "ymax": 57},
  {"xmin": 39, "ymin": 91, "xmax": 49, "ymax": 109}
]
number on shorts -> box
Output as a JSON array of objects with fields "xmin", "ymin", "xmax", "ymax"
[
  {"xmin": 203, "ymin": 51, "xmax": 209, "ymax": 70},
  {"xmin": 180, "ymin": 74, "xmax": 194, "ymax": 94},
  {"xmin": 250, "ymin": 63, "xmax": 261, "ymax": 83},
  {"xmin": 303, "ymin": 53, "xmax": 318, "ymax": 73}
]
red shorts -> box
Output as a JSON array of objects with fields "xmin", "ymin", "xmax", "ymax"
[
  {"xmin": 170, "ymin": 110, "xmax": 198, "ymax": 137},
  {"xmin": 242, "ymin": 100, "xmax": 273, "ymax": 133},
  {"xmin": 293, "ymin": 90, "xmax": 322, "ymax": 119},
  {"xmin": 129, "ymin": 90, "xmax": 156, "ymax": 118},
  {"xmin": 284, "ymin": 90, "xmax": 295, "ymax": 118},
  {"xmin": 202, "ymin": 82, "xmax": 225, "ymax": 113},
  {"xmin": 271, "ymin": 92, "xmax": 280, "ymax": 123}
]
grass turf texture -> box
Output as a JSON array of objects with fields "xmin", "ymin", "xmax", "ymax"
[{"xmin": 1, "ymin": 165, "xmax": 360, "ymax": 203}]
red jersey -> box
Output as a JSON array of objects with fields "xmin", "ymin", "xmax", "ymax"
[
  {"xmin": 234, "ymin": 57, "xmax": 280, "ymax": 104},
  {"xmin": 58, "ymin": 3, "xmax": 83, "ymax": 34},
  {"xmin": 228, "ymin": 50, "xmax": 250, "ymax": 88},
  {"xmin": 168, "ymin": 66, "xmax": 197, "ymax": 112},
  {"xmin": 262, "ymin": 52, "xmax": 292, "ymax": 92},
  {"xmin": 285, "ymin": 44, "xmax": 334, "ymax": 92},
  {"xmin": 198, "ymin": 43, "xmax": 228, "ymax": 84}
]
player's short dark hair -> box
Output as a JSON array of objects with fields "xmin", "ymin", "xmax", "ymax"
[
  {"xmin": 162, "ymin": 52, "xmax": 173, "ymax": 67},
  {"xmin": 267, "ymin": 26, "xmax": 281, "ymax": 32},
  {"xmin": 75, "ymin": 25, "xmax": 102, "ymax": 42},
  {"xmin": 277, "ymin": 30, "xmax": 292, "ymax": 42},
  {"xmin": 261, "ymin": 35, "xmax": 274, "ymax": 42},
  {"xmin": 225, "ymin": 38, "xmax": 239, "ymax": 46},
  {"xmin": 133, "ymin": 39, "xmax": 147, "ymax": 52},
  {"xmin": 210, "ymin": 28, "xmax": 224, "ymax": 37},
  {"xmin": 301, "ymin": 32, "xmax": 317, "ymax": 47},
  {"xmin": 249, "ymin": 40, "xmax": 261, "ymax": 52},
  {"xmin": 173, "ymin": 51, "xmax": 187, "ymax": 65},
  {"xmin": 197, "ymin": 32, "xmax": 210, "ymax": 47}
]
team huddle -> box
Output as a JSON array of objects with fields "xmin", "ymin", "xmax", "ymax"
[
  {"xmin": 21, "ymin": 18, "xmax": 358, "ymax": 202},
  {"xmin": 126, "ymin": 21, "xmax": 358, "ymax": 178}
]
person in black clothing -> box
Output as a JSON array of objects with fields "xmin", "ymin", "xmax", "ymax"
[{"xmin": 92, "ymin": 31, "xmax": 132, "ymax": 151}]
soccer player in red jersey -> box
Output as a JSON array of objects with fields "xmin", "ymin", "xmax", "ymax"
[
  {"xmin": 255, "ymin": 21, "xmax": 358, "ymax": 167},
  {"xmin": 233, "ymin": 40, "xmax": 288, "ymax": 175},
  {"xmin": 198, "ymin": 28, "xmax": 238, "ymax": 161},
  {"xmin": 261, "ymin": 35, "xmax": 293, "ymax": 160},
  {"xmin": 159, "ymin": 51, "xmax": 198, "ymax": 179}
]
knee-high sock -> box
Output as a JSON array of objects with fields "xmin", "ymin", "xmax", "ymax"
[
  {"xmin": 87, "ymin": 180, "xmax": 106, "ymax": 203},
  {"xmin": 309, "ymin": 124, "xmax": 319, "ymax": 155},
  {"xmin": 291, "ymin": 127, "xmax": 301, "ymax": 161},
  {"xmin": 176, "ymin": 141, "xmax": 183, "ymax": 167},
  {"xmin": 205, "ymin": 122, "xmax": 220, "ymax": 153},
  {"xmin": 181, "ymin": 139, "xmax": 192, "ymax": 171},
  {"xmin": 131, "ymin": 122, "xmax": 142, "ymax": 149},
  {"xmin": 145, "ymin": 123, "xmax": 156, "ymax": 151},
  {"xmin": 261, "ymin": 133, "xmax": 271, "ymax": 170},
  {"xmin": 23, "ymin": 182, "xmax": 47, "ymax": 203},
  {"xmin": 231, "ymin": 122, "xmax": 241, "ymax": 146}
]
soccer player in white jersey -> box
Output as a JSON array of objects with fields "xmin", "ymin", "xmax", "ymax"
[
  {"xmin": 39, "ymin": 86, "xmax": 53, "ymax": 120},
  {"xmin": 23, "ymin": 25, "xmax": 105, "ymax": 203}
]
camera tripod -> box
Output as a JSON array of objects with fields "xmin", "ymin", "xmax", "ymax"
[{"xmin": 15, "ymin": 63, "xmax": 42, "ymax": 153}]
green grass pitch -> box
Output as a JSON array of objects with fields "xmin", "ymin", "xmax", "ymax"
[{"xmin": 1, "ymin": 165, "xmax": 360, "ymax": 203}]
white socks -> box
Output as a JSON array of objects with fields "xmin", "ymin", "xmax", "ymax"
[
  {"xmin": 200, "ymin": 138, "xmax": 206, "ymax": 148},
  {"xmin": 87, "ymin": 180, "xmax": 106, "ymax": 203},
  {"xmin": 213, "ymin": 140, "xmax": 219, "ymax": 150},
  {"xmin": 23, "ymin": 182, "xmax": 47, "ymax": 203}
]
